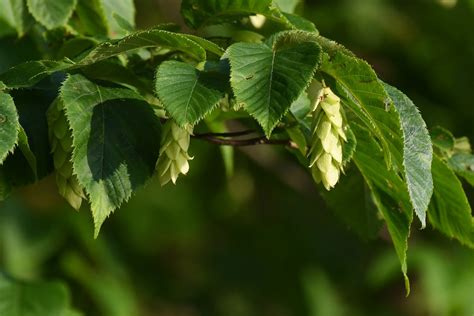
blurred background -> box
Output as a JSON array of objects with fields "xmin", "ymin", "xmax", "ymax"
[{"xmin": 1, "ymin": 0, "xmax": 474, "ymax": 315}]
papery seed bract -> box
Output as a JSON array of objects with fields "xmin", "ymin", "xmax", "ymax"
[{"xmin": 308, "ymin": 81, "xmax": 347, "ymax": 190}]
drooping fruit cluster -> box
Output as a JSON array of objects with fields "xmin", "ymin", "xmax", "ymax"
[
  {"xmin": 156, "ymin": 120, "xmax": 193, "ymax": 186},
  {"xmin": 308, "ymin": 81, "xmax": 347, "ymax": 190},
  {"xmin": 47, "ymin": 99, "xmax": 84, "ymax": 209}
]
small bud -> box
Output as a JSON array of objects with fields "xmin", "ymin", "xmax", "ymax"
[
  {"xmin": 156, "ymin": 120, "xmax": 193, "ymax": 186},
  {"xmin": 308, "ymin": 82, "xmax": 346, "ymax": 190}
]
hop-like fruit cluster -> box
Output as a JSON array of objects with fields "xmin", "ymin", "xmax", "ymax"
[
  {"xmin": 308, "ymin": 81, "xmax": 347, "ymax": 190},
  {"xmin": 47, "ymin": 100, "xmax": 84, "ymax": 209},
  {"xmin": 156, "ymin": 120, "xmax": 193, "ymax": 186}
]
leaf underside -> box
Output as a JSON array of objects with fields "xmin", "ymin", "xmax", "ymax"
[{"xmin": 384, "ymin": 83, "xmax": 433, "ymax": 228}]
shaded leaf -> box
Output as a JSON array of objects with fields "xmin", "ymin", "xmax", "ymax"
[
  {"xmin": 17, "ymin": 125, "xmax": 37, "ymax": 179},
  {"xmin": 428, "ymin": 156, "xmax": 474, "ymax": 247},
  {"xmin": 0, "ymin": 28, "xmax": 210, "ymax": 89},
  {"xmin": 61, "ymin": 74, "xmax": 161, "ymax": 236},
  {"xmin": 7, "ymin": 88, "xmax": 56, "ymax": 181},
  {"xmin": 352, "ymin": 124, "xmax": 413, "ymax": 292},
  {"xmin": 74, "ymin": 0, "xmax": 109, "ymax": 37},
  {"xmin": 0, "ymin": 91, "xmax": 19, "ymax": 164},
  {"xmin": 181, "ymin": 0, "xmax": 273, "ymax": 29},
  {"xmin": 0, "ymin": 60, "xmax": 73, "ymax": 89},
  {"xmin": 322, "ymin": 167, "xmax": 382, "ymax": 240}
]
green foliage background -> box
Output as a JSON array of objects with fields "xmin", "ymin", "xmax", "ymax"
[{"xmin": 1, "ymin": 0, "xmax": 474, "ymax": 315}]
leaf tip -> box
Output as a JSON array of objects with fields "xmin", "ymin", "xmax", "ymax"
[{"xmin": 92, "ymin": 209, "xmax": 109, "ymax": 239}]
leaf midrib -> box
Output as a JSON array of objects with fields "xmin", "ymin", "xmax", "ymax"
[
  {"xmin": 264, "ymin": 51, "xmax": 276, "ymax": 131},
  {"xmin": 183, "ymin": 71, "xmax": 199, "ymax": 124}
]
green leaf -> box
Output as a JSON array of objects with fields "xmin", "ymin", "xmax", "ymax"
[
  {"xmin": 74, "ymin": 0, "xmax": 109, "ymax": 37},
  {"xmin": 320, "ymin": 52, "xmax": 394, "ymax": 168},
  {"xmin": 0, "ymin": 0, "xmax": 32, "ymax": 37},
  {"xmin": 101, "ymin": 0, "xmax": 134, "ymax": 38},
  {"xmin": 112, "ymin": 12, "xmax": 134, "ymax": 34},
  {"xmin": 26, "ymin": 0, "xmax": 77, "ymax": 29},
  {"xmin": 228, "ymin": 31, "xmax": 321, "ymax": 137},
  {"xmin": 0, "ymin": 60, "xmax": 73, "ymax": 89},
  {"xmin": 0, "ymin": 0, "xmax": 16, "ymax": 37},
  {"xmin": 273, "ymin": 0, "xmax": 301, "ymax": 13},
  {"xmin": 60, "ymin": 74, "xmax": 161, "ymax": 236},
  {"xmin": 322, "ymin": 167, "xmax": 383, "ymax": 240},
  {"xmin": 1, "ymin": 88, "xmax": 55, "ymax": 186},
  {"xmin": 352, "ymin": 124, "xmax": 413, "ymax": 292},
  {"xmin": 181, "ymin": 0, "xmax": 273, "ymax": 29},
  {"xmin": 58, "ymin": 37, "xmax": 98, "ymax": 59},
  {"xmin": 0, "ymin": 274, "xmax": 75, "ymax": 316},
  {"xmin": 430, "ymin": 126, "xmax": 455, "ymax": 153},
  {"xmin": 281, "ymin": 12, "xmax": 317, "ymax": 32},
  {"xmin": 77, "ymin": 28, "xmax": 208, "ymax": 64},
  {"xmin": 0, "ymin": 29, "xmax": 212, "ymax": 89},
  {"xmin": 155, "ymin": 61, "xmax": 226, "ymax": 127},
  {"xmin": 181, "ymin": 34, "xmax": 225, "ymax": 57},
  {"xmin": 384, "ymin": 83, "xmax": 433, "ymax": 228},
  {"xmin": 17, "ymin": 125, "xmax": 37, "ymax": 179},
  {"xmin": 11, "ymin": 88, "xmax": 56, "ymax": 180},
  {"xmin": 342, "ymin": 126, "xmax": 357, "ymax": 166},
  {"xmin": 74, "ymin": 0, "xmax": 134, "ymax": 38},
  {"xmin": 0, "ymin": 92, "xmax": 19, "ymax": 164},
  {"xmin": 448, "ymin": 153, "xmax": 474, "ymax": 186},
  {"xmin": 428, "ymin": 156, "xmax": 474, "ymax": 247},
  {"xmin": 0, "ymin": 37, "xmax": 41, "ymax": 74},
  {"xmin": 81, "ymin": 60, "xmax": 153, "ymax": 96}
]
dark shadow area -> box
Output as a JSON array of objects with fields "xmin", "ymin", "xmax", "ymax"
[{"xmin": 87, "ymin": 98, "xmax": 161, "ymax": 187}]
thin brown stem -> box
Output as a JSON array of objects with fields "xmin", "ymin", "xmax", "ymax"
[
  {"xmin": 193, "ymin": 129, "xmax": 256, "ymax": 138},
  {"xmin": 192, "ymin": 134, "xmax": 298, "ymax": 149}
]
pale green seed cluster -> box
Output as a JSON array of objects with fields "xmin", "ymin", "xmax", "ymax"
[
  {"xmin": 47, "ymin": 100, "xmax": 84, "ymax": 209},
  {"xmin": 156, "ymin": 120, "xmax": 193, "ymax": 186},
  {"xmin": 308, "ymin": 81, "xmax": 347, "ymax": 190}
]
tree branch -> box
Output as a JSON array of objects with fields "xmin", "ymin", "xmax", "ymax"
[
  {"xmin": 192, "ymin": 133, "xmax": 298, "ymax": 149},
  {"xmin": 193, "ymin": 130, "xmax": 256, "ymax": 138}
]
